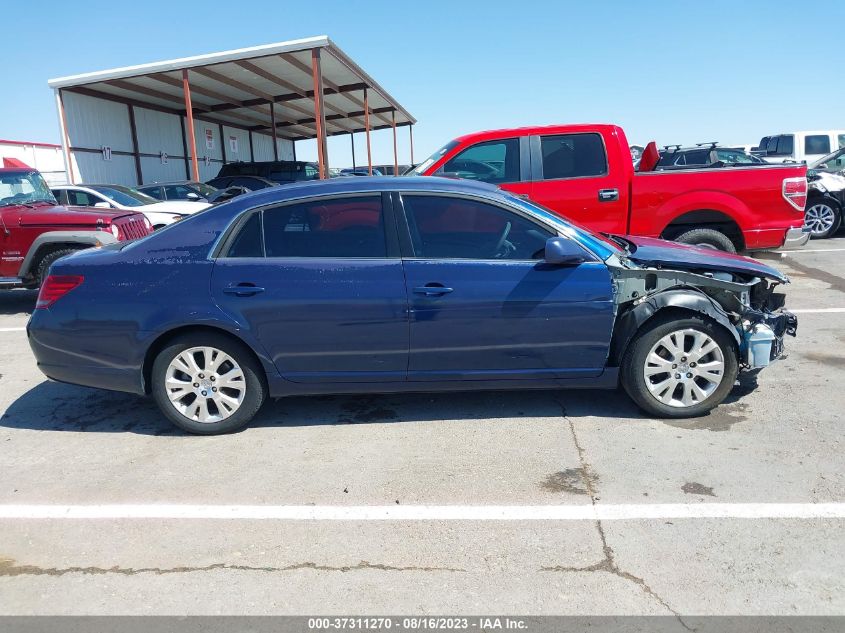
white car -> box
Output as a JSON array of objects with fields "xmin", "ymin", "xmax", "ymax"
[
  {"xmin": 52, "ymin": 184, "xmax": 210, "ymax": 229},
  {"xmin": 755, "ymin": 130, "xmax": 845, "ymax": 165}
]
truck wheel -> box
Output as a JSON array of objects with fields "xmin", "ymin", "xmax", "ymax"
[
  {"xmin": 804, "ymin": 200, "xmax": 841, "ymax": 239},
  {"xmin": 151, "ymin": 332, "xmax": 267, "ymax": 435},
  {"xmin": 621, "ymin": 313, "xmax": 739, "ymax": 419},
  {"xmin": 674, "ymin": 228, "xmax": 736, "ymax": 252},
  {"xmin": 35, "ymin": 248, "xmax": 79, "ymax": 287}
]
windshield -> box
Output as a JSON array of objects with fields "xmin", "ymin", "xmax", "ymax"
[
  {"xmin": 90, "ymin": 185, "xmax": 157, "ymax": 207},
  {"xmin": 507, "ymin": 195, "xmax": 623, "ymax": 260},
  {"xmin": 407, "ymin": 140, "xmax": 460, "ymax": 175},
  {"xmin": 0, "ymin": 171, "xmax": 57, "ymax": 206},
  {"xmin": 810, "ymin": 147, "xmax": 845, "ymax": 170}
]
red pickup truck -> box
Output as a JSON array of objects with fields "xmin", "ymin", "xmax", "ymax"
[
  {"xmin": 1, "ymin": 168, "xmax": 152, "ymax": 289},
  {"xmin": 410, "ymin": 124, "xmax": 809, "ymax": 252}
]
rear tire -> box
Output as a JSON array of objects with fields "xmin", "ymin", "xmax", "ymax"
[
  {"xmin": 35, "ymin": 248, "xmax": 79, "ymax": 287},
  {"xmin": 151, "ymin": 332, "xmax": 267, "ymax": 435},
  {"xmin": 621, "ymin": 313, "xmax": 739, "ymax": 418},
  {"xmin": 674, "ymin": 228, "xmax": 737, "ymax": 252}
]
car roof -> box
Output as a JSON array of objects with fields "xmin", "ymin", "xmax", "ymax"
[
  {"xmin": 138, "ymin": 180, "xmax": 200, "ymax": 187},
  {"xmin": 230, "ymin": 176, "xmax": 501, "ymax": 205}
]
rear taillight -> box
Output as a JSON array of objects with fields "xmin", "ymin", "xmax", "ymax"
[
  {"xmin": 36, "ymin": 275, "xmax": 84, "ymax": 309},
  {"xmin": 783, "ymin": 177, "xmax": 807, "ymax": 212}
]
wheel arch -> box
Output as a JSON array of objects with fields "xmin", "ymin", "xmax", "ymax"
[
  {"xmin": 660, "ymin": 209, "xmax": 746, "ymax": 251},
  {"xmin": 18, "ymin": 231, "xmax": 118, "ymax": 278},
  {"xmin": 607, "ymin": 289, "xmax": 741, "ymax": 368},
  {"xmin": 141, "ymin": 324, "xmax": 271, "ymax": 395}
]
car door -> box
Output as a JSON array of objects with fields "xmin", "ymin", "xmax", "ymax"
[
  {"xmin": 211, "ymin": 192, "xmax": 409, "ymax": 383},
  {"xmin": 527, "ymin": 132, "xmax": 628, "ymax": 234},
  {"xmin": 397, "ymin": 192, "xmax": 615, "ymax": 381}
]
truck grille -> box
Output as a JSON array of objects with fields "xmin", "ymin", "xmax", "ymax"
[{"xmin": 113, "ymin": 215, "xmax": 152, "ymax": 241}]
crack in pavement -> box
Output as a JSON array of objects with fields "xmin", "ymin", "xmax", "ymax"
[
  {"xmin": 0, "ymin": 557, "xmax": 466, "ymax": 577},
  {"xmin": 547, "ymin": 397, "xmax": 692, "ymax": 631}
]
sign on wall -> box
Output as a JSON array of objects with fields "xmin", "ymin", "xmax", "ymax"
[
  {"xmin": 160, "ymin": 152, "xmax": 168, "ymax": 164},
  {"xmin": 101, "ymin": 146, "xmax": 112, "ymax": 161},
  {"xmin": 229, "ymin": 136, "xmax": 238, "ymax": 154},
  {"xmin": 205, "ymin": 128, "xmax": 214, "ymax": 150}
]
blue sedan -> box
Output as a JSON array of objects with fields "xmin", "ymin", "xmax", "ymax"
[{"xmin": 28, "ymin": 177, "xmax": 796, "ymax": 434}]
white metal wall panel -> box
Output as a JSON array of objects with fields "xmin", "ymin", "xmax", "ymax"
[
  {"xmin": 277, "ymin": 138, "xmax": 294, "ymax": 160},
  {"xmin": 140, "ymin": 156, "xmax": 188, "ymax": 184},
  {"xmin": 63, "ymin": 92, "xmax": 133, "ymax": 152},
  {"xmin": 0, "ymin": 142, "xmax": 68, "ymax": 184},
  {"xmin": 197, "ymin": 160, "xmax": 223, "ymax": 182},
  {"xmin": 185, "ymin": 119, "xmax": 223, "ymax": 162},
  {"xmin": 251, "ymin": 133, "xmax": 274, "ymax": 161},
  {"xmin": 70, "ymin": 151, "xmax": 137, "ymax": 185},
  {"xmin": 221, "ymin": 126, "xmax": 249, "ymax": 163},
  {"xmin": 134, "ymin": 107, "xmax": 183, "ymax": 156}
]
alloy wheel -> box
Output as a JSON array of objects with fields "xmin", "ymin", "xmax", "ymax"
[
  {"xmin": 164, "ymin": 346, "xmax": 246, "ymax": 423},
  {"xmin": 804, "ymin": 204, "xmax": 836, "ymax": 237},
  {"xmin": 643, "ymin": 329, "xmax": 725, "ymax": 408}
]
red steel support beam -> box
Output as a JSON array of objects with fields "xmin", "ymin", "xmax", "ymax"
[
  {"xmin": 270, "ymin": 102, "xmax": 279, "ymax": 161},
  {"xmin": 182, "ymin": 70, "xmax": 200, "ymax": 181},
  {"xmin": 311, "ymin": 48, "xmax": 329, "ymax": 179},
  {"xmin": 364, "ymin": 88, "xmax": 372, "ymax": 176},
  {"xmin": 391, "ymin": 110, "xmax": 398, "ymax": 176}
]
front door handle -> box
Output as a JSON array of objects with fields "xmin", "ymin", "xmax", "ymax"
[
  {"xmin": 223, "ymin": 283, "xmax": 265, "ymax": 297},
  {"xmin": 598, "ymin": 188, "xmax": 619, "ymax": 202},
  {"xmin": 413, "ymin": 284, "xmax": 454, "ymax": 296}
]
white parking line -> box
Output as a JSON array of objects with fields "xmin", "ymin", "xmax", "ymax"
[
  {"xmin": 785, "ymin": 248, "xmax": 845, "ymax": 254},
  {"xmin": 791, "ymin": 308, "xmax": 845, "ymax": 314},
  {"xmin": 0, "ymin": 327, "xmax": 26, "ymax": 333},
  {"xmin": 0, "ymin": 504, "xmax": 842, "ymax": 521}
]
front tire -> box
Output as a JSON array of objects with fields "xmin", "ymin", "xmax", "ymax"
[
  {"xmin": 35, "ymin": 248, "xmax": 79, "ymax": 287},
  {"xmin": 151, "ymin": 332, "xmax": 266, "ymax": 435},
  {"xmin": 621, "ymin": 314, "xmax": 739, "ymax": 418},
  {"xmin": 674, "ymin": 228, "xmax": 737, "ymax": 252},
  {"xmin": 804, "ymin": 200, "xmax": 841, "ymax": 239}
]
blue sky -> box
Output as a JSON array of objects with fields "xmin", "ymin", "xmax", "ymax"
[{"xmin": 3, "ymin": 0, "xmax": 843, "ymax": 168}]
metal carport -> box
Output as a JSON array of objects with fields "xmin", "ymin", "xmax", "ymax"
[{"xmin": 47, "ymin": 36, "xmax": 416, "ymax": 185}]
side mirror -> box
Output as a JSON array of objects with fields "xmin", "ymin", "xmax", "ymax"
[
  {"xmin": 185, "ymin": 192, "xmax": 200, "ymax": 200},
  {"xmin": 544, "ymin": 237, "xmax": 587, "ymax": 265},
  {"xmin": 93, "ymin": 201, "xmax": 111, "ymax": 209}
]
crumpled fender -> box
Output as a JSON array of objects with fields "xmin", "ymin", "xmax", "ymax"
[{"xmin": 607, "ymin": 288, "xmax": 740, "ymax": 367}]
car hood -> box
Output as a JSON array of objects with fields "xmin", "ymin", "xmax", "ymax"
[
  {"xmin": 145, "ymin": 201, "xmax": 211, "ymax": 213},
  {"xmin": 622, "ymin": 235, "xmax": 788, "ymax": 283},
  {"xmin": 17, "ymin": 203, "xmax": 135, "ymax": 226}
]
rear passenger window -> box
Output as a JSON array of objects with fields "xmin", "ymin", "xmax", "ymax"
[
  {"xmin": 441, "ymin": 139, "xmax": 520, "ymax": 184},
  {"xmin": 226, "ymin": 213, "xmax": 263, "ymax": 258},
  {"xmin": 263, "ymin": 196, "xmax": 386, "ymax": 258},
  {"xmin": 804, "ymin": 135, "xmax": 830, "ymax": 155},
  {"xmin": 540, "ymin": 133, "xmax": 607, "ymax": 179}
]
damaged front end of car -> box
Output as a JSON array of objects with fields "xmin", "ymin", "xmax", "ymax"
[{"xmin": 608, "ymin": 264, "xmax": 797, "ymax": 372}]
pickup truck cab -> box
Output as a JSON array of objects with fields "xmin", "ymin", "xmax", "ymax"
[
  {"xmin": 757, "ymin": 131, "xmax": 845, "ymax": 165},
  {"xmin": 1, "ymin": 168, "xmax": 152, "ymax": 289},
  {"xmin": 411, "ymin": 124, "xmax": 809, "ymax": 252}
]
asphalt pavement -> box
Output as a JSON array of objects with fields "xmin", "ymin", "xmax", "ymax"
[{"xmin": 0, "ymin": 237, "xmax": 843, "ymax": 617}]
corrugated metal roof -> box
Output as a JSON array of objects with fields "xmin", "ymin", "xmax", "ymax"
[{"xmin": 48, "ymin": 36, "xmax": 415, "ymax": 142}]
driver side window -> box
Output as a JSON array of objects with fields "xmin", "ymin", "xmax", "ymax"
[
  {"xmin": 403, "ymin": 195, "xmax": 553, "ymax": 260},
  {"xmin": 439, "ymin": 139, "xmax": 520, "ymax": 184}
]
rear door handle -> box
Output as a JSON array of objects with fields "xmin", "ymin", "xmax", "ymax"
[
  {"xmin": 598, "ymin": 188, "xmax": 619, "ymax": 202},
  {"xmin": 413, "ymin": 284, "xmax": 454, "ymax": 296},
  {"xmin": 223, "ymin": 283, "xmax": 265, "ymax": 296}
]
